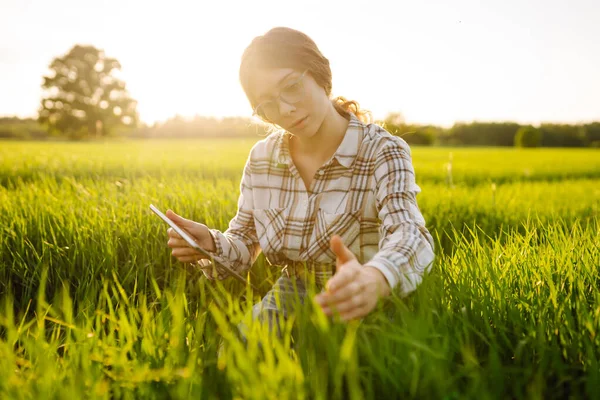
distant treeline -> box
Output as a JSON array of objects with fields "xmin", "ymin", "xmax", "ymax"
[
  {"xmin": 383, "ymin": 120, "xmax": 600, "ymax": 147},
  {"xmin": 1, "ymin": 115, "xmax": 599, "ymax": 147}
]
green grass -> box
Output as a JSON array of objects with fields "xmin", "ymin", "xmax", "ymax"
[
  {"xmin": 0, "ymin": 139, "xmax": 599, "ymax": 399},
  {"xmin": 2, "ymin": 141, "xmax": 600, "ymax": 187}
]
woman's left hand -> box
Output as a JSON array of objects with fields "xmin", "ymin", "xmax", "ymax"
[{"xmin": 314, "ymin": 235, "xmax": 391, "ymax": 322}]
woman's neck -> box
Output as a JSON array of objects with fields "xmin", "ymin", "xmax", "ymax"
[{"xmin": 290, "ymin": 105, "xmax": 349, "ymax": 159}]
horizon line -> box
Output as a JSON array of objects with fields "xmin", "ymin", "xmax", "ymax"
[{"xmin": 1, "ymin": 112, "xmax": 599, "ymax": 129}]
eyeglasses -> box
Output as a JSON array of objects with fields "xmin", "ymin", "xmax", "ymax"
[{"xmin": 252, "ymin": 70, "xmax": 308, "ymax": 121}]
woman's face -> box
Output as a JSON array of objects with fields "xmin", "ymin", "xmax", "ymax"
[{"xmin": 248, "ymin": 67, "xmax": 330, "ymax": 137}]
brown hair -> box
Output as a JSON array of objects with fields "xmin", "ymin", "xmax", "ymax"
[{"xmin": 239, "ymin": 27, "xmax": 372, "ymax": 125}]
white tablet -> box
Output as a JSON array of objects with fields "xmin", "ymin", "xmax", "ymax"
[{"xmin": 149, "ymin": 204, "xmax": 258, "ymax": 290}]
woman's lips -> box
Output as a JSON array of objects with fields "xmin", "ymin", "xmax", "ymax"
[{"xmin": 290, "ymin": 116, "xmax": 308, "ymax": 129}]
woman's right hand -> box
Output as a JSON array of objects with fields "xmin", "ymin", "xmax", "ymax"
[{"xmin": 165, "ymin": 209, "xmax": 217, "ymax": 263}]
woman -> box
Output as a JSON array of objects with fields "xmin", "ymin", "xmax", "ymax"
[{"xmin": 166, "ymin": 27, "xmax": 435, "ymax": 337}]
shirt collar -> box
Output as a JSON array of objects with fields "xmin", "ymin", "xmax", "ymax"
[{"xmin": 273, "ymin": 113, "xmax": 364, "ymax": 169}]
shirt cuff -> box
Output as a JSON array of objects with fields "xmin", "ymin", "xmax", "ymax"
[
  {"xmin": 196, "ymin": 229, "xmax": 229, "ymax": 280},
  {"xmin": 207, "ymin": 228, "xmax": 224, "ymax": 258}
]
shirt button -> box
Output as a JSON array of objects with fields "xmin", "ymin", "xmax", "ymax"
[{"xmin": 318, "ymin": 170, "xmax": 324, "ymax": 175}]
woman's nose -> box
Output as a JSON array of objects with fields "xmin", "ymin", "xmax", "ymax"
[{"xmin": 278, "ymin": 98, "xmax": 296, "ymax": 116}]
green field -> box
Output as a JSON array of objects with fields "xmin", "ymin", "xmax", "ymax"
[{"xmin": 0, "ymin": 140, "xmax": 599, "ymax": 399}]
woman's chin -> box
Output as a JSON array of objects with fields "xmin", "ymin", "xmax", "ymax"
[{"xmin": 292, "ymin": 118, "xmax": 321, "ymax": 138}]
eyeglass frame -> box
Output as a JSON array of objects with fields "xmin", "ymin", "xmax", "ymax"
[{"xmin": 252, "ymin": 69, "xmax": 309, "ymax": 121}]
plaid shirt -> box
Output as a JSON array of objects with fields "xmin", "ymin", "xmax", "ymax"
[{"xmin": 199, "ymin": 113, "xmax": 435, "ymax": 297}]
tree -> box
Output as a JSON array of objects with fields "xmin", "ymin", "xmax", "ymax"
[
  {"xmin": 514, "ymin": 126, "xmax": 542, "ymax": 148},
  {"xmin": 449, "ymin": 122, "xmax": 521, "ymax": 146},
  {"xmin": 382, "ymin": 112, "xmax": 436, "ymax": 146},
  {"xmin": 38, "ymin": 45, "xmax": 138, "ymax": 139},
  {"xmin": 584, "ymin": 122, "xmax": 600, "ymax": 147},
  {"xmin": 539, "ymin": 124, "xmax": 587, "ymax": 147},
  {"xmin": 384, "ymin": 112, "xmax": 406, "ymax": 126}
]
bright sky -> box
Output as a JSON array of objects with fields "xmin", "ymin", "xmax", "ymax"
[{"xmin": 1, "ymin": 0, "xmax": 599, "ymax": 127}]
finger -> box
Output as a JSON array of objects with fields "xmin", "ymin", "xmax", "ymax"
[
  {"xmin": 171, "ymin": 248, "xmax": 201, "ymax": 257},
  {"xmin": 340, "ymin": 304, "xmax": 370, "ymax": 322},
  {"xmin": 167, "ymin": 226, "xmax": 197, "ymax": 243},
  {"xmin": 320, "ymin": 281, "xmax": 362, "ymax": 305},
  {"xmin": 167, "ymin": 227, "xmax": 182, "ymax": 239},
  {"xmin": 167, "ymin": 210, "xmax": 196, "ymax": 232},
  {"xmin": 177, "ymin": 255, "xmax": 204, "ymax": 263},
  {"xmin": 166, "ymin": 209, "xmax": 185, "ymax": 223},
  {"xmin": 167, "ymin": 237, "xmax": 191, "ymax": 248},
  {"xmin": 330, "ymin": 235, "xmax": 356, "ymax": 266},
  {"xmin": 325, "ymin": 295, "xmax": 366, "ymax": 316},
  {"xmin": 326, "ymin": 263, "xmax": 360, "ymax": 292}
]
